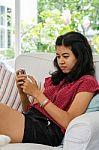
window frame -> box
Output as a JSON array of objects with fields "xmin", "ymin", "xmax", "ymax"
[{"xmin": 15, "ymin": 0, "xmax": 21, "ymax": 57}]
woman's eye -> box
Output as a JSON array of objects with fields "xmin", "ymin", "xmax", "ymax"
[
  {"xmin": 64, "ymin": 55, "xmax": 69, "ymax": 58},
  {"xmin": 56, "ymin": 56, "xmax": 60, "ymax": 59}
]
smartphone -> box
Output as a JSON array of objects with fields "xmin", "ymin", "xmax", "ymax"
[
  {"xmin": 18, "ymin": 68, "xmax": 26, "ymax": 75},
  {"xmin": 17, "ymin": 68, "xmax": 26, "ymax": 85}
]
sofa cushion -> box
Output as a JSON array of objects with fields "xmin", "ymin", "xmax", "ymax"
[
  {"xmin": 3, "ymin": 143, "xmax": 61, "ymax": 150},
  {"xmin": 86, "ymin": 94, "xmax": 99, "ymax": 112},
  {"xmin": 0, "ymin": 61, "xmax": 22, "ymax": 112},
  {"xmin": 63, "ymin": 111, "xmax": 99, "ymax": 150}
]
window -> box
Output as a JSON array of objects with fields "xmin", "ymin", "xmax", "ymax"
[
  {"xmin": 0, "ymin": 6, "xmax": 5, "ymax": 25},
  {"xmin": 7, "ymin": 8, "xmax": 12, "ymax": 27},
  {"xmin": 20, "ymin": 0, "xmax": 37, "ymax": 53},
  {"xmin": 0, "ymin": 6, "xmax": 5, "ymax": 48},
  {"xmin": 0, "ymin": 28, "xmax": 5, "ymax": 48},
  {"xmin": 0, "ymin": 0, "xmax": 99, "ymax": 60},
  {"xmin": 7, "ymin": 30, "xmax": 11, "ymax": 48},
  {"xmin": 0, "ymin": 0, "xmax": 15, "ymax": 59},
  {"xmin": 0, "ymin": 0, "xmax": 37, "ymax": 59}
]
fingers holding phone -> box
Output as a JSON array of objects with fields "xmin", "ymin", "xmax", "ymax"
[
  {"xmin": 16, "ymin": 68, "xmax": 27, "ymax": 93},
  {"xmin": 16, "ymin": 68, "xmax": 26, "ymax": 75}
]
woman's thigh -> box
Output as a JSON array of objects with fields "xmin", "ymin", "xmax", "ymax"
[{"xmin": 0, "ymin": 103, "xmax": 25, "ymax": 143}]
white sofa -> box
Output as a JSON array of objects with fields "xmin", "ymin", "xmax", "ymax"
[{"xmin": 0, "ymin": 52, "xmax": 99, "ymax": 150}]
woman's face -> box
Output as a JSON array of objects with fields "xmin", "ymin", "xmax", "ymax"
[{"xmin": 56, "ymin": 45, "xmax": 77, "ymax": 73}]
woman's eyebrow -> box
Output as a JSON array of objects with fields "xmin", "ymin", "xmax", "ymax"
[
  {"xmin": 56, "ymin": 52, "xmax": 69, "ymax": 55},
  {"xmin": 62, "ymin": 53, "xmax": 69, "ymax": 55}
]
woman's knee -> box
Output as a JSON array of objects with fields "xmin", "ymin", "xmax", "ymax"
[
  {"xmin": 0, "ymin": 103, "xmax": 9, "ymax": 112},
  {"xmin": 0, "ymin": 103, "xmax": 7, "ymax": 108},
  {"xmin": 0, "ymin": 103, "xmax": 6, "ymax": 112},
  {"xmin": 0, "ymin": 104, "xmax": 24, "ymax": 142}
]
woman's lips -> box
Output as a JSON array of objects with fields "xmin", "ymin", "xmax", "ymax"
[
  {"xmin": 60, "ymin": 66, "xmax": 69, "ymax": 73},
  {"xmin": 60, "ymin": 66, "xmax": 66, "ymax": 70}
]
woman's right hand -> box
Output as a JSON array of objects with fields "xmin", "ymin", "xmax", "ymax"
[{"xmin": 16, "ymin": 69, "xmax": 27, "ymax": 94}]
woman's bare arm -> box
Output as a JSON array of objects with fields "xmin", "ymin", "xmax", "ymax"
[{"xmin": 34, "ymin": 91, "xmax": 94, "ymax": 129}]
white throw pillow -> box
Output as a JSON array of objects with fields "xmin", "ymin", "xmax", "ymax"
[{"xmin": 0, "ymin": 61, "xmax": 22, "ymax": 112}]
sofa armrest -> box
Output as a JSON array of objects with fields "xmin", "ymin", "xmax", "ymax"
[{"xmin": 63, "ymin": 111, "xmax": 99, "ymax": 150}]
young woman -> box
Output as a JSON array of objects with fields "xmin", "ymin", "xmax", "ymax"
[{"xmin": 0, "ymin": 31, "xmax": 99, "ymax": 146}]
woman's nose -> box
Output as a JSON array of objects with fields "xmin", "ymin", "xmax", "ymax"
[{"xmin": 59, "ymin": 57, "xmax": 65, "ymax": 64}]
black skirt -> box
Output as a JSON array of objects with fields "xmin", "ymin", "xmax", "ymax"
[{"xmin": 22, "ymin": 107, "xmax": 64, "ymax": 146}]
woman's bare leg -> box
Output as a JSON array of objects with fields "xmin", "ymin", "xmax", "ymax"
[{"xmin": 0, "ymin": 103, "xmax": 25, "ymax": 143}]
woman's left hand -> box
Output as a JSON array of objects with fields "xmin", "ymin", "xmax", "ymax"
[{"xmin": 22, "ymin": 75, "xmax": 40, "ymax": 97}]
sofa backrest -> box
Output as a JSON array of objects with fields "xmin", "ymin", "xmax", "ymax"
[
  {"xmin": 15, "ymin": 52, "xmax": 55, "ymax": 85},
  {"xmin": 15, "ymin": 53, "xmax": 99, "ymax": 84}
]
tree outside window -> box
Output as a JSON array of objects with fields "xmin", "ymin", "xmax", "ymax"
[{"xmin": 21, "ymin": 0, "xmax": 99, "ymax": 54}]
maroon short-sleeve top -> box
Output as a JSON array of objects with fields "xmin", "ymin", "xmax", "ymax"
[{"xmin": 30, "ymin": 75, "xmax": 99, "ymax": 133}]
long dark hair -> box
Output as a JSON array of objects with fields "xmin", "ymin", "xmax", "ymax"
[{"xmin": 51, "ymin": 31, "xmax": 95, "ymax": 85}]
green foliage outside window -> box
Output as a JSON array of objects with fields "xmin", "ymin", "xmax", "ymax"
[
  {"xmin": 21, "ymin": 0, "xmax": 99, "ymax": 54},
  {"xmin": 21, "ymin": 9, "xmax": 73, "ymax": 53},
  {"xmin": 92, "ymin": 35, "xmax": 99, "ymax": 54},
  {"xmin": 0, "ymin": 48, "xmax": 15, "ymax": 59}
]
